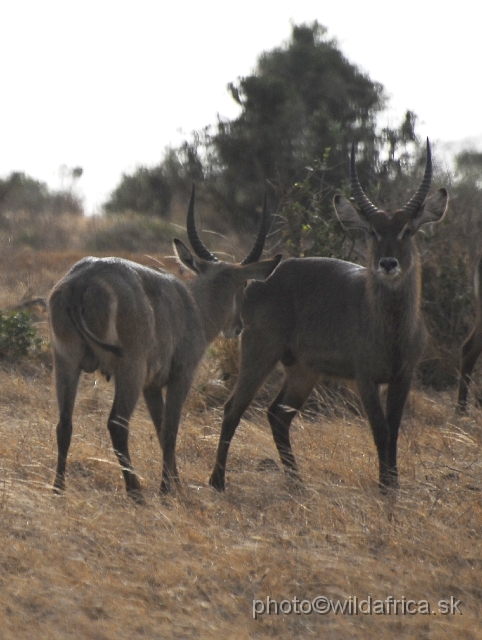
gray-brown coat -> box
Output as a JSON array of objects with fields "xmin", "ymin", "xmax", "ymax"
[
  {"xmin": 209, "ymin": 140, "xmax": 449, "ymax": 492},
  {"xmin": 49, "ymin": 188, "xmax": 281, "ymax": 500}
]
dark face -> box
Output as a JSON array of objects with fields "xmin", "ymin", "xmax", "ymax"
[{"xmin": 368, "ymin": 210, "xmax": 415, "ymax": 284}]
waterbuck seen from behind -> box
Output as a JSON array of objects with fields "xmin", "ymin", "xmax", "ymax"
[
  {"xmin": 49, "ymin": 187, "xmax": 281, "ymax": 500},
  {"xmin": 457, "ymin": 253, "xmax": 482, "ymax": 411},
  {"xmin": 209, "ymin": 139, "xmax": 449, "ymax": 492}
]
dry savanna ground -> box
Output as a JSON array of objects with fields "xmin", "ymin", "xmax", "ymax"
[{"xmin": 0, "ymin": 248, "xmax": 481, "ymax": 639}]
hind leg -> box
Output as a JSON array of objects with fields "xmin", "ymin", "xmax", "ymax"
[
  {"xmin": 267, "ymin": 365, "xmax": 318, "ymax": 482},
  {"xmin": 143, "ymin": 379, "xmax": 164, "ymax": 445},
  {"xmin": 107, "ymin": 371, "xmax": 144, "ymax": 501},
  {"xmin": 457, "ymin": 328, "xmax": 482, "ymax": 412},
  {"xmin": 209, "ymin": 336, "xmax": 281, "ymax": 492},
  {"xmin": 53, "ymin": 355, "xmax": 81, "ymax": 493},
  {"xmin": 159, "ymin": 367, "xmax": 195, "ymax": 494}
]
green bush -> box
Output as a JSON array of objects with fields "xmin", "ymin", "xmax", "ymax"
[
  {"xmin": 103, "ymin": 167, "xmax": 172, "ymax": 217},
  {"xmin": 277, "ymin": 160, "xmax": 347, "ymax": 260},
  {"xmin": 0, "ymin": 310, "xmax": 42, "ymax": 360}
]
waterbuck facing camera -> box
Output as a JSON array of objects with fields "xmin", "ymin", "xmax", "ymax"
[
  {"xmin": 49, "ymin": 187, "xmax": 281, "ymax": 500},
  {"xmin": 209, "ymin": 139, "xmax": 448, "ymax": 492}
]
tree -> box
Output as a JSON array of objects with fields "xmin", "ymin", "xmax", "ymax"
[
  {"xmin": 104, "ymin": 21, "xmax": 419, "ymax": 230},
  {"xmin": 0, "ymin": 172, "xmax": 83, "ymax": 216},
  {"xmin": 103, "ymin": 166, "xmax": 172, "ymax": 217},
  {"xmin": 205, "ymin": 22, "xmax": 389, "ymax": 217}
]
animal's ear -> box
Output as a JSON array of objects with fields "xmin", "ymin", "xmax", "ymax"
[
  {"xmin": 173, "ymin": 239, "xmax": 203, "ymax": 274},
  {"xmin": 236, "ymin": 254, "xmax": 282, "ymax": 283},
  {"xmin": 410, "ymin": 188, "xmax": 449, "ymax": 233},
  {"xmin": 333, "ymin": 195, "xmax": 372, "ymax": 233}
]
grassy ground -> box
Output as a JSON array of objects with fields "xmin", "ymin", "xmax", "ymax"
[{"xmin": 0, "ymin": 248, "xmax": 481, "ymax": 639}]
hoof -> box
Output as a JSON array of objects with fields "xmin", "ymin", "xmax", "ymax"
[
  {"xmin": 127, "ymin": 489, "xmax": 146, "ymax": 505},
  {"xmin": 285, "ymin": 471, "xmax": 305, "ymax": 495},
  {"xmin": 257, "ymin": 458, "xmax": 280, "ymax": 473},
  {"xmin": 160, "ymin": 476, "xmax": 181, "ymax": 496},
  {"xmin": 208, "ymin": 468, "xmax": 226, "ymax": 492},
  {"xmin": 160, "ymin": 482, "xmax": 172, "ymax": 495},
  {"xmin": 53, "ymin": 479, "xmax": 65, "ymax": 495},
  {"xmin": 378, "ymin": 478, "xmax": 399, "ymax": 494},
  {"xmin": 285, "ymin": 467, "xmax": 303, "ymax": 484}
]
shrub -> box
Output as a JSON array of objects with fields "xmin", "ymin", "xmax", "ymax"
[
  {"xmin": 0, "ymin": 310, "xmax": 42, "ymax": 360},
  {"xmin": 0, "ymin": 172, "xmax": 83, "ymax": 216},
  {"xmin": 418, "ymin": 247, "xmax": 473, "ymax": 389},
  {"xmin": 103, "ymin": 167, "xmax": 172, "ymax": 217},
  {"xmin": 276, "ymin": 159, "xmax": 353, "ymax": 261}
]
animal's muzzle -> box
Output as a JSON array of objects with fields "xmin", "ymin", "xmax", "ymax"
[{"xmin": 378, "ymin": 257, "xmax": 400, "ymax": 276}]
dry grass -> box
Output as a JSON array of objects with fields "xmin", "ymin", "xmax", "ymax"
[{"xmin": 0, "ymin": 249, "xmax": 481, "ymax": 639}]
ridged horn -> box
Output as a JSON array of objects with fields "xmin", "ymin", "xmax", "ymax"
[
  {"xmin": 350, "ymin": 141, "xmax": 380, "ymax": 218},
  {"xmin": 241, "ymin": 191, "xmax": 270, "ymax": 265},
  {"xmin": 401, "ymin": 138, "xmax": 432, "ymax": 217},
  {"xmin": 186, "ymin": 184, "xmax": 218, "ymax": 262}
]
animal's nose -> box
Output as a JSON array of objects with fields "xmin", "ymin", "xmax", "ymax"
[{"xmin": 379, "ymin": 257, "xmax": 399, "ymax": 274}]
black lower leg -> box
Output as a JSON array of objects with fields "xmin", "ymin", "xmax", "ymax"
[
  {"xmin": 209, "ymin": 396, "xmax": 244, "ymax": 492},
  {"xmin": 267, "ymin": 404, "xmax": 300, "ymax": 478},
  {"xmin": 107, "ymin": 412, "xmax": 142, "ymax": 500},
  {"xmin": 53, "ymin": 415, "xmax": 73, "ymax": 493}
]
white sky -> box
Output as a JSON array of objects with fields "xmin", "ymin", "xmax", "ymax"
[{"xmin": 0, "ymin": 0, "xmax": 479, "ymax": 214}]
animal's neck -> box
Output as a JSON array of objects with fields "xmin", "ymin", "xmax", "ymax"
[
  {"xmin": 363, "ymin": 262, "xmax": 423, "ymax": 379},
  {"xmin": 187, "ymin": 277, "xmax": 229, "ymax": 345},
  {"xmin": 367, "ymin": 262, "xmax": 422, "ymax": 337}
]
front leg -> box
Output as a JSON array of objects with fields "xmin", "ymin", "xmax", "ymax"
[
  {"xmin": 385, "ymin": 373, "xmax": 413, "ymax": 487},
  {"xmin": 357, "ymin": 377, "xmax": 391, "ymax": 490}
]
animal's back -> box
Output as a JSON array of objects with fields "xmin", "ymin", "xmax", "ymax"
[{"xmin": 49, "ymin": 257, "xmax": 206, "ymax": 385}]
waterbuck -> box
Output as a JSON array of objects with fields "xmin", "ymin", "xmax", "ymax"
[
  {"xmin": 457, "ymin": 253, "xmax": 482, "ymax": 411},
  {"xmin": 209, "ymin": 140, "xmax": 449, "ymax": 492},
  {"xmin": 49, "ymin": 187, "xmax": 281, "ymax": 500}
]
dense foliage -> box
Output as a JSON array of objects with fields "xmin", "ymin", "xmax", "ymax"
[
  {"xmin": 103, "ymin": 166, "xmax": 172, "ymax": 217},
  {"xmin": 104, "ymin": 22, "xmax": 417, "ymax": 228},
  {"xmin": 0, "ymin": 172, "xmax": 83, "ymax": 216},
  {"xmin": 208, "ymin": 23, "xmax": 385, "ymax": 210},
  {"xmin": 0, "ymin": 310, "xmax": 42, "ymax": 360}
]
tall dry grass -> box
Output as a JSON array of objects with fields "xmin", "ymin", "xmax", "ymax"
[{"xmin": 0, "ymin": 244, "xmax": 480, "ymax": 638}]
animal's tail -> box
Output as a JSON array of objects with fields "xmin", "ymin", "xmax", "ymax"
[{"xmin": 67, "ymin": 295, "xmax": 123, "ymax": 357}]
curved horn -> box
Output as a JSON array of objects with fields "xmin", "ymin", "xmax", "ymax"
[
  {"xmin": 350, "ymin": 141, "xmax": 380, "ymax": 218},
  {"xmin": 401, "ymin": 138, "xmax": 432, "ymax": 217},
  {"xmin": 186, "ymin": 184, "xmax": 218, "ymax": 262},
  {"xmin": 241, "ymin": 191, "xmax": 270, "ymax": 265}
]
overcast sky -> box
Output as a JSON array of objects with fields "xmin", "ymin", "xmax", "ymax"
[{"xmin": 1, "ymin": 0, "xmax": 479, "ymax": 213}]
